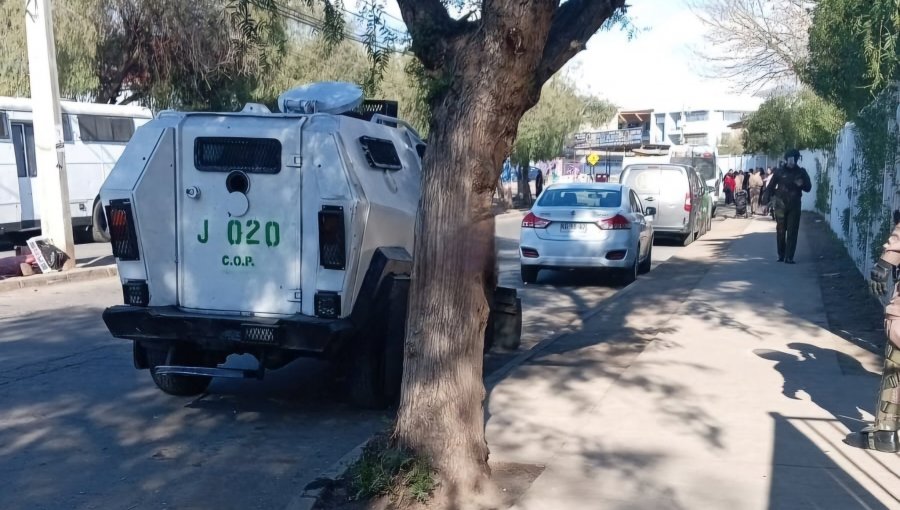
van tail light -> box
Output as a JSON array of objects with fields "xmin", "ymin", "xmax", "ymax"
[
  {"xmin": 684, "ymin": 192, "xmax": 692, "ymax": 212},
  {"xmin": 598, "ymin": 214, "xmax": 631, "ymax": 230},
  {"xmin": 318, "ymin": 205, "xmax": 346, "ymax": 270},
  {"xmin": 106, "ymin": 199, "xmax": 140, "ymax": 261},
  {"xmin": 522, "ymin": 212, "xmax": 551, "ymax": 229}
]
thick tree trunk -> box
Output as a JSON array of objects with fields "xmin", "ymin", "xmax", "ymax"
[{"xmin": 392, "ymin": 0, "xmax": 626, "ymax": 507}]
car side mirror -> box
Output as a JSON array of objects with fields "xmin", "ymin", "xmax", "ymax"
[{"xmin": 645, "ymin": 207, "xmax": 657, "ymax": 217}]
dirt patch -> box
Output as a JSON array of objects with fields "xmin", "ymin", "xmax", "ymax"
[
  {"xmin": 803, "ymin": 213, "xmax": 886, "ymax": 356},
  {"xmin": 314, "ymin": 445, "xmax": 544, "ymax": 510}
]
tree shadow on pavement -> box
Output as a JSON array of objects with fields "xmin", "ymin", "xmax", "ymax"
[{"xmin": 0, "ymin": 307, "xmax": 387, "ymax": 510}]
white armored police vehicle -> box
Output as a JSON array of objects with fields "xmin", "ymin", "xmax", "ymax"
[
  {"xmin": 100, "ymin": 82, "xmax": 433, "ymax": 407},
  {"xmin": 101, "ymin": 82, "xmax": 523, "ymax": 407}
]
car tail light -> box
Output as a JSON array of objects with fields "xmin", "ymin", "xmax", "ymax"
[
  {"xmin": 521, "ymin": 247, "xmax": 539, "ymax": 258},
  {"xmin": 598, "ymin": 214, "xmax": 631, "ymax": 230},
  {"xmin": 318, "ymin": 206, "xmax": 346, "ymax": 270},
  {"xmin": 106, "ymin": 199, "xmax": 140, "ymax": 261},
  {"xmin": 606, "ymin": 250, "xmax": 627, "ymax": 260},
  {"xmin": 684, "ymin": 192, "xmax": 692, "ymax": 212},
  {"xmin": 522, "ymin": 212, "xmax": 551, "ymax": 229}
]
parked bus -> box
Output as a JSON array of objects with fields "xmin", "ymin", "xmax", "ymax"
[
  {"xmin": 669, "ymin": 144, "xmax": 723, "ymax": 214},
  {"xmin": 0, "ymin": 97, "xmax": 153, "ymax": 243}
]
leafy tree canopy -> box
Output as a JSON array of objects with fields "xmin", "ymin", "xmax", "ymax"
[
  {"xmin": 741, "ymin": 89, "xmax": 845, "ymax": 156},
  {"xmin": 805, "ymin": 0, "xmax": 900, "ymax": 118}
]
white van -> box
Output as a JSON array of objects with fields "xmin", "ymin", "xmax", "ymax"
[{"xmin": 0, "ymin": 98, "xmax": 153, "ymax": 242}]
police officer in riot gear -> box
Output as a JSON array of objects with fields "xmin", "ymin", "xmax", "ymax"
[
  {"xmin": 846, "ymin": 220, "xmax": 900, "ymax": 453},
  {"xmin": 765, "ymin": 149, "xmax": 811, "ymax": 263}
]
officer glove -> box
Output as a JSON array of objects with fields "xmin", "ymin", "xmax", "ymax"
[{"xmin": 870, "ymin": 260, "xmax": 892, "ymax": 296}]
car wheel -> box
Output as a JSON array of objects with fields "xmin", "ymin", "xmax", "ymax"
[
  {"xmin": 620, "ymin": 250, "xmax": 638, "ymax": 285},
  {"xmin": 681, "ymin": 224, "xmax": 695, "ymax": 246},
  {"xmin": 638, "ymin": 241, "xmax": 652, "ymax": 274},
  {"xmin": 520, "ymin": 266, "xmax": 539, "ymax": 284},
  {"xmin": 147, "ymin": 346, "xmax": 213, "ymax": 397}
]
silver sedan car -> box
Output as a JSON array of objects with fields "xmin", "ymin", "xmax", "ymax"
[{"xmin": 519, "ymin": 183, "xmax": 655, "ymax": 284}]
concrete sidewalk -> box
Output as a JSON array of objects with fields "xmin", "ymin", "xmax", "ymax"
[{"xmin": 486, "ymin": 216, "xmax": 900, "ymax": 509}]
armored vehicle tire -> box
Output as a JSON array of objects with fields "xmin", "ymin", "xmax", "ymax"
[
  {"xmin": 347, "ymin": 276, "xmax": 408, "ymax": 408},
  {"xmin": 146, "ymin": 346, "xmax": 212, "ymax": 397}
]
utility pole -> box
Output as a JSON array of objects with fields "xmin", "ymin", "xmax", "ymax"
[{"xmin": 24, "ymin": 0, "xmax": 74, "ymax": 269}]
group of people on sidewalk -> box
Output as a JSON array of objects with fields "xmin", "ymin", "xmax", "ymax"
[{"xmin": 723, "ymin": 167, "xmax": 775, "ymax": 216}]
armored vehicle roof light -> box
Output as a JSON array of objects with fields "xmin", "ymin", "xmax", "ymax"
[{"xmin": 278, "ymin": 82, "xmax": 364, "ymax": 115}]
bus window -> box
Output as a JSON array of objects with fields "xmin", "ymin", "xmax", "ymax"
[
  {"xmin": 62, "ymin": 114, "xmax": 73, "ymax": 143},
  {"xmin": 0, "ymin": 112, "xmax": 9, "ymax": 140},
  {"xmin": 78, "ymin": 115, "xmax": 135, "ymax": 143}
]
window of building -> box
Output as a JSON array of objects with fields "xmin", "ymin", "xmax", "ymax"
[
  {"xmin": 723, "ymin": 111, "xmax": 745, "ymax": 123},
  {"xmin": 684, "ymin": 133, "xmax": 708, "ymax": 145},
  {"xmin": 686, "ymin": 111, "xmax": 708, "ymax": 122},
  {"xmin": 0, "ymin": 112, "xmax": 9, "ymax": 140},
  {"xmin": 78, "ymin": 115, "xmax": 135, "ymax": 143}
]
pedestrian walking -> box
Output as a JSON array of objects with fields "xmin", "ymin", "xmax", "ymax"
[
  {"xmin": 749, "ymin": 169, "xmax": 764, "ymax": 215},
  {"xmin": 846, "ymin": 218, "xmax": 900, "ymax": 453},
  {"xmin": 734, "ymin": 170, "xmax": 745, "ymax": 194},
  {"xmin": 765, "ymin": 149, "xmax": 811, "ymax": 263},
  {"xmin": 724, "ymin": 170, "xmax": 736, "ymax": 205},
  {"xmin": 535, "ymin": 168, "xmax": 544, "ymax": 197}
]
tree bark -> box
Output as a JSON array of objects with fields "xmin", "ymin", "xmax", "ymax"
[{"xmin": 393, "ymin": 1, "xmax": 627, "ymax": 507}]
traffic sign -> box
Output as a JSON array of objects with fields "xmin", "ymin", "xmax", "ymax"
[{"xmin": 587, "ymin": 153, "xmax": 600, "ymax": 166}]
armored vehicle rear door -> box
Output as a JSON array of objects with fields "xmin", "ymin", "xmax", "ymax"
[{"xmin": 177, "ymin": 115, "xmax": 304, "ymax": 315}]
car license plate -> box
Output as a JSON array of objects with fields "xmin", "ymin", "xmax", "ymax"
[{"xmin": 561, "ymin": 222, "xmax": 587, "ymax": 233}]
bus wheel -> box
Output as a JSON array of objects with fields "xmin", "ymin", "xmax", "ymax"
[{"xmin": 92, "ymin": 200, "xmax": 111, "ymax": 243}]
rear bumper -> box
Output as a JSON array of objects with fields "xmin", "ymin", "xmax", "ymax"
[{"xmin": 103, "ymin": 305, "xmax": 354, "ymax": 355}]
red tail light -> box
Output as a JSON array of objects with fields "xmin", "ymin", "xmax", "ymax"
[
  {"xmin": 522, "ymin": 212, "xmax": 551, "ymax": 229},
  {"xmin": 598, "ymin": 214, "xmax": 631, "ymax": 230},
  {"xmin": 684, "ymin": 192, "xmax": 692, "ymax": 212},
  {"xmin": 106, "ymin": 199, "xmax": 140, "ymax": 261}
]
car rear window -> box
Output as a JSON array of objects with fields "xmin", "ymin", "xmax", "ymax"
[
  {"xmin": 624, "ymin": 167, "xmax": 686, "ymax": 196},
  {"xmin": 537, "ymin": 189, "xmax": 622, "ymax": 208}
]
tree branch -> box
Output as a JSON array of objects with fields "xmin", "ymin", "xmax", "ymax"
[
  {"xmin": 396, "ymin": 0, "xmax": 471, "ymax": 70},
  {"xmin": 536, "ymin": 0, "xmax": 627, "ymax": 84}
]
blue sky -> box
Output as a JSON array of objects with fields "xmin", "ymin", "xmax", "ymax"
[{"xmin": 372, "ymin": 0, "xmax": 763, "ymax": 112}]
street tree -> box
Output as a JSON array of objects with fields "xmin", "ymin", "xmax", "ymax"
[
  {"xmin": 0, "ymin": 0, "xmax": 286, "ymax": 110},
  {"xmin": 805, "ymin": 0, "xmax": 900, "ymax": 118},
  {"xmin": 511, "ymin": 76, "xmax": 617, "ymax": 204},
  {"xmin": 240, "ymin": 0, "xmax": 630, "ymax": 506},
  {"xmin": 741, "ymin": 89, "xmax": 844, "ymax": 155},
  {"xmin": 689, "ymin": 0, "xmax": 813, "ymax": 94}
]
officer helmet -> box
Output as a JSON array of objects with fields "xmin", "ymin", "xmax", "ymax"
[{"xmin": 784, "ymin": 148, "xmax": 801, "ymax": 161}]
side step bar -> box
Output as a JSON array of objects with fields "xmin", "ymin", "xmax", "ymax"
[{"xmin": 155, "ymin": 365, "xmax": 264, "ymax": 380}]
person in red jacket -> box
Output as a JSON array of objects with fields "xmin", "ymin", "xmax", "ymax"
[{"xmin": 723, "ymin": 170, "xmax": 736, "ymax": 205}]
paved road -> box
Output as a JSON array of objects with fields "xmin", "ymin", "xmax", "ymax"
[{"xmin": 0, "ymin": 213, "xmax": 698, "ymax": 510}]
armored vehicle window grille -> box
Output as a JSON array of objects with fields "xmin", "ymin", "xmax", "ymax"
[
  {"xmin": 79, "ymin": 115, "xmax": 135, "ymax": 143},
  {"xmin": 359, "ymin": 136, "xmax": 402, "ymax": 170},
  {"xmin": 0, "ymin": 112, "xmax": 8, "ymax": 140},
  {"xmin": 195, "ymin": 137, "xmax": 282, "ymax": 174}
]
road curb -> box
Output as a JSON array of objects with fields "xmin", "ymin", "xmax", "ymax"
[
  {"xmin": 283, "ymin": 437, "xmax": 373, "ymax": 510},
  {"xmin": 0, "ymin": 266, "xmax": 117, "ymax": 293}
]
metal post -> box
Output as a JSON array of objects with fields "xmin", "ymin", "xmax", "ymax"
[{"xmin": 24, "ymin": 0, "xmax": 74, "ymax": 269}]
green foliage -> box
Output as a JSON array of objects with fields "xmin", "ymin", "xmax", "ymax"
[
  {"xmin": 511, "ymin": 76, "xmax": 617, "ymax": 165},
  {"xmin": 871, "ymin": 206, "xmax": 895, "ymax": 262},
  {"xmin": 851, "ymin": 85, "xmax": 898, "ymax": 253},
  {"xmin": 805, "ymin": 0, "xmax": 900, "ymax": 118},
  {"xmin": 348, "ymin": 441, "xmax": 435, "ymax": 504},
  {"xmin": 717, "ymin": 131, "xmax": 744, "ymax": 155},
  {"xmin": 741, "ymin": 90, "xmax": 845, "ymax": 156}
]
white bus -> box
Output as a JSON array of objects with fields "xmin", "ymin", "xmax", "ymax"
[{"xmin": 0, "ymin": 98, "xmax": 153, "ymax": 243}]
